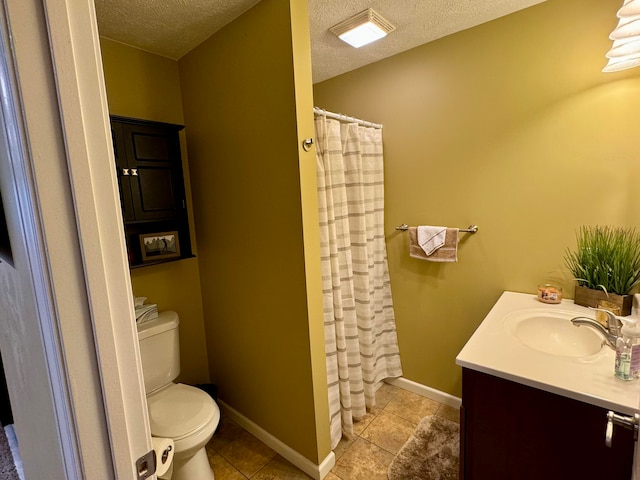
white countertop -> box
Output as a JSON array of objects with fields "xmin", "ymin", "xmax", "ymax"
[{"xmin": 456, "ymin": 291, "xmax": 640, "ymax": 414}]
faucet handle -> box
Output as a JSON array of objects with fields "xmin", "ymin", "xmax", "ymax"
[{"xmin": 590, "ymin": 307, "xmax": 621, "ymax": 331}]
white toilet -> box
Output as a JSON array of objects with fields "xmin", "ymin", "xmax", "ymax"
[{"xmin": 137, "ymin": 311, "xmax": 220, "ymax": 480}]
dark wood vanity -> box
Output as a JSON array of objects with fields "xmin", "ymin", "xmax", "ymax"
[
  {"xmin": 461, "ymin": 368, "xmax": 634, "ymax": 480},
  {"xmin": 457, "ymin": 292, "xmax": 640, "ymax": 480}
]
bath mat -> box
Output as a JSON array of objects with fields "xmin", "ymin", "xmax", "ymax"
[{"xmin": 387, "ymin": 415, "xmax": 459, "ymax": 480}]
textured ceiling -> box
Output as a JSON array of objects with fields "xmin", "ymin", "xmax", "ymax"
[
  {"xmin": 94, "ymin": 0, "xmax": 262, "ymax": 60},
  {"xmin": 94, "ymin": 0, "xmax": 545, "ymax": 83}
]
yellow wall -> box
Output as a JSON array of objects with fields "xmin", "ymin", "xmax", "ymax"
[
  {"xmin": 314, "ymin": 0, "xmax": 640, "ymax": 396},
  {"xmin": 179, "ymin": 0, "xmax": 329, "ymax": 463},
  {"xmin": 99, "ymin": 37, "xmax": 210, "ymax": 386}
]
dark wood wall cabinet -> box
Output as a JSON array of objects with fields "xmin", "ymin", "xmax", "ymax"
[
  {"xmin": 460, "ymin": 368, "xmax": 634, "ymax": 480},
  {"xmin": 111, "ymin": 115, "xmax": 193, "ymax": 267}
]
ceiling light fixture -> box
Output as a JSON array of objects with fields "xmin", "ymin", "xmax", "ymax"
[
  {"xmin": 603, "ymin": 0, "xmax": 640, "ymax": 72},
  {"xmin": 329, "ymin": 8, "xmax": 395, "ymax": 48}
]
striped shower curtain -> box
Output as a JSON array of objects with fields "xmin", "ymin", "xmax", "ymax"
[{"xmin": 314, "ymin": 113, "xmax": 403, "ymax": 449}]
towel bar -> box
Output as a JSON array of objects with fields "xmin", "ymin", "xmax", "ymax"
[{"xmin": 395, "ymin": 224, "xmax": 478, "ymax": 234}]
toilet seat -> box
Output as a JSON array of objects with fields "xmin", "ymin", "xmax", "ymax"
[{"xmin": 147, "ymin": 383, "xmax": 216, "ymax": 440}]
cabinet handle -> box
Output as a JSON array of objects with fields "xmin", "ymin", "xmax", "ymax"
[
  {"xmin": 122, "ymin": 168, "xmax": 130, "ymax": 176},
  {"xmin": 131, "ymin": 169, "xmax": 138, "ymax": 176},
  {"xmin": 605, "ymin": 411, "xmax": 640, "ymax": 447}
]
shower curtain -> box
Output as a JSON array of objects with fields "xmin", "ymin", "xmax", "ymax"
[{"xmin": 314, "ymin": 113, "xmax": 403, "ymax": 449}]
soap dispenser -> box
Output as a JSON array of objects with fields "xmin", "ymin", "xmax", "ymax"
[{"xmin": 615, "ymin": 317, "xmax": 640, "ymax": 381}]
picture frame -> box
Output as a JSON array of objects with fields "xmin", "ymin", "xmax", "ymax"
[{"xmin": 139, "ymin": 231, "xmax": 180, "ymax": 262}]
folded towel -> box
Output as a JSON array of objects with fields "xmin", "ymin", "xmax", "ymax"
[
  {"xmin": 409, "ymin": 227, "xmax": 459, "ymax": 262},
  {"xmin": 417, "ymin": 226, "xmax": 446, "ymax": 255},
  {"xmin": 135, "ymin": 304, "xmax": 159, "ymax": 324}
]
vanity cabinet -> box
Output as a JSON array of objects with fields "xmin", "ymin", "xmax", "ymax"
[
  {"xmin": 110, "ymin": 115, "xmax": 192, "ymax": 267},
  {"xmin": 461, "ymin": 368, "xmax": 634, "ymax": 480}
]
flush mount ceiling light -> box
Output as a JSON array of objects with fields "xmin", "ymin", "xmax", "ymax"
[
  {"xmin": 329, "ymin": 8, "xmax": 395, "ymax": 48},
  {"xmin": 603, "ymin": 0, "xmax": 640, "ymax": 72}
]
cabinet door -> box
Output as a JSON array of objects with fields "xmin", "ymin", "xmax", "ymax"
[
  {"xmin": 461, "ymin": 369, "xmax": 634, "ymax": 480},
  {"xmin": 119, "ymin": 122, "xmax": 184, "ymax": 222},
  {"xmin": 111, "ymin": 124, "xmax": 134, "ymax": 222}
]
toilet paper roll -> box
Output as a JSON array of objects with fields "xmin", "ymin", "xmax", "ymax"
[{"xmin": 151, "ymin": 436, "xmax": 174, "ymax": 477}]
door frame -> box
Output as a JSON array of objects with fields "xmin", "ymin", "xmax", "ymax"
[{"xmin": 0, "ymin": 0, "xmax": 152, "ymax": 477}]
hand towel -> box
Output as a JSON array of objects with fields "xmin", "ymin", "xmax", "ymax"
[
  {"xmin": 409, "ymin": 227, "xmax": 459, "ymax": 262},
  {"xmin": 417, "ymin": 226, "xmax": 446, "ymax": 255}
]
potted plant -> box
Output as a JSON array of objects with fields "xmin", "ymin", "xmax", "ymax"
[{"xmin": 564, "ymin": 225, "xmax": 640, "ymax": 316}]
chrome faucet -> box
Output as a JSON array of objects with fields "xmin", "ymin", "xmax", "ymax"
[{"xmin": 571, "ymin": 308, "xmax": 622, "ymax": 350}]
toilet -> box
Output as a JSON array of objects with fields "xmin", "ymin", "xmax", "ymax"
[{"xmin": 137, "ymin": 311, "xmax": 220, "ymax": 480}]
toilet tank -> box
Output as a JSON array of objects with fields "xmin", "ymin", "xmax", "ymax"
[{"xmin": 137, "ymin": 311, "xmax": 180, "ymax": 394}]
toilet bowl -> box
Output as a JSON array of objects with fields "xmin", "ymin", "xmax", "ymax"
[
  {"xmin": 148, "ymin": 383, "xmax": 220, "ymax": 480},
  {"xmin": 137, "ymin": 311, "xmax": 220, "ymax": 479}
]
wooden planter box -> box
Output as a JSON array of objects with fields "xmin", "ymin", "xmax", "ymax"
[{"xmin": 573, "ymin": 285, "xmax": 633, "ymax": 316}]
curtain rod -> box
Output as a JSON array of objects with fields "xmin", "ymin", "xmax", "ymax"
[{"xmin": 313, "ymin": 107, "xmax": 383, "ymax": 129}]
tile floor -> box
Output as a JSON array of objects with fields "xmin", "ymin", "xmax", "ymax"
[{"xmin": 206, "ymin": 383, "xmax": 460, "ymax": 480}]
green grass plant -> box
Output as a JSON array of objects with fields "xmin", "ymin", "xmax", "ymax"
[{"xmin": 565, "ymin": 225, "xmax": 640, "ymax": 295}]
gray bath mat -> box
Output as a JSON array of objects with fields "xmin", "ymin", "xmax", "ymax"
[{"xmin": 387, "ymin": 415, "xmax": 459, "ymax": 480}]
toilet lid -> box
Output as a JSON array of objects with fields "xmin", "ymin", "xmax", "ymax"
[{"xmin": 147, "ymin": 384, "xmax": 216, "ymax": 439}]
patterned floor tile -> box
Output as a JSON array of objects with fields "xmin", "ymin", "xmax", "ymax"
[
  {"xmin": 359, "ymin": 411, "xmax": 416, "ymax": 455},
  {"xmin": 207, "ymin": 452, "xmax": 247, "ymax": 480},
  {"xmin": 383, "ymin": 388, "xmax": 440, "ymax": 425},
  {"xmin": 252, "ymin": 455, "xmax": 313, "ymax": 479},
  {"xmin": 373, "ymin": 383, "xmax": 401, "ymax": 411},
  {"xmin": 332, "ymin": 433, "xmax": 357, "ymax": 462},
  {"xmin": 207, "ymin": 416, "xmax": 246, "ymax": 453},
  {"xmin": 352, "ymin": 410, "xmax": 377, "ymax": 436},
  {"xmin": 331, "ymin": 438, "xmax": 395, "ymax": 480},
  {"xmin": 217, "ymin": 430, "xmax": 277, "ymax": 478},
  {"xmin": 436, "ymin": 404, "xmax": 461, "ymax": 424}
]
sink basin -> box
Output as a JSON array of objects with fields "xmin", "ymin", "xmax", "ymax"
[{"xmin": 504, "ymin": 309, "xmax": 605, "ymax": 357}]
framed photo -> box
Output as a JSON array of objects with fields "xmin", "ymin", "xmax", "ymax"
[{"xmin": 139, "ymin": 231, "xmax": 180, "ymax": 262}]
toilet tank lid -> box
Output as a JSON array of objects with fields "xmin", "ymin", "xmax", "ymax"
[{"xmin": 137, "ymin": 311, "xmax": 179, "ymax": 340}]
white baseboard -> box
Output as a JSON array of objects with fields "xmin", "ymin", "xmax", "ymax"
[
  {"xmin": 385, "ymin": 377, "xmax": 462, "ymax": 409},
  {"xmin": 217, "ymin": 400, "xmax": 336, "ymax": 480}
]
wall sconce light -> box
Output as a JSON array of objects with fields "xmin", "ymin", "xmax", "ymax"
[
  {"xmin": 604, "ymin": 0, "xmax": 640, "ymax": 72},
  {"xmin": 329, "ymin": 8, "xmax": 395, "ymax": 48}
]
